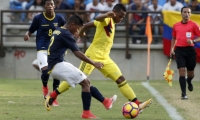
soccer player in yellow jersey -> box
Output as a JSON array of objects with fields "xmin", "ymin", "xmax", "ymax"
[
  {"xmin": 58, "ymin": 3, "xmax": 152, "ymax": 112},
  {"xmin": 79, "ymin": 3, "xmax": 152, "ymax": 112}
]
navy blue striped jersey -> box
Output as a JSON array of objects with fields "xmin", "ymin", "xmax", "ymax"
[
  {"xmin": 47, "ymin": 27, "xmax": 79, "ymax": 71},
  {"xmin": 29, "ymin": 12, "xmax": 66, "ymax": 51}
]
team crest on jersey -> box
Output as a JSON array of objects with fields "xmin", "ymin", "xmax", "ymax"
[
  {"xmin": 104, "ymin": 19, "xmax": 112, "ymax": 37},
  {"xmin": 53, "ymin": 23, "xmax": 58, "ymax": 26},
  {"xmin": 87, "ymin": 66, "xmax": 91, "ymax": 70}
]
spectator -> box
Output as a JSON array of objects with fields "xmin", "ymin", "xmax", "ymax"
[
  {"xmin": 142, "ymin": 0, "xmax": 150, "ymax": 8},
  {"xmin": 28, "ymin": 0, "xmax": 43, "ymax": 23},
  {"xmin": 73, "ymin": 0, "xmax": 85, "ymax": 20},
  {"xmin": 148, "ymin": 0, "xmax": 163, "ymax": 44},
  {"xmin": 128, "ymin": 0, "xmax": 147, "ymax": 44},
  {"xmin": 163, "ymin": 0, "xmax": 183, "ymax": 11},
  {"xmin": 167, "ymin": 0, "xmax": 187, "ymax": 5},
  {"xmin": 9, "ymin": 0, "xmax": 30, "ymax": 22},
  {"xmin": 85, "ymin": 0, "xmax": 104, "ymax": 22},
  {"xmin": 103, "ymin": 0, "xmax": 118, "ymax": 11},
  {"xmin": 55, "ymin": 0, "xmax": 72, "ymax": 20},
  {"xmin": 189, "ymin": 0, "xmax": 200, "ymax": 12},
  {"xmin": 67, "ymin": 0, "xmax": 92, "ymax": 7},
  {"xmin": 100, "ymin": 0, "xmax": 105, "ymax": 5}
]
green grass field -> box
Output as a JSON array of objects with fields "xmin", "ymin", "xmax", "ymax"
[{"xmin": 0, "ymin": 79, "xmax": 199, "ymax": 120}]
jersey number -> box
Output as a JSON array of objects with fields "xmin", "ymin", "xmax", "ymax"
[
  {"xmin": 47, "ymin": 36, "xmax": 54, "ymax": 55},
  {"xmin": 48, "ymin": 29, "xmax": 53, "ymax": 36}
]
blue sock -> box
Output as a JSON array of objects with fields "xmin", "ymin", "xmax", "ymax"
[
  {"xmin": 53, "ymin": 79, "xmax": 60, "ymax": 90},
  {"xmin": 90, "ymin": 86, "xmax": 104, "ymax": 103},
  {"xmin": 82, "ymin": 92, "xmax": 91, "ymax": 110},
  {"xmin": 41, "ymin": 70, "xmax": 49, "ymax": 87}
]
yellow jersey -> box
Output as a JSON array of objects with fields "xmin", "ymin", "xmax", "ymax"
[{"xmin": 85, "ymin": 18, "xmax": 115, "ymax": 59}]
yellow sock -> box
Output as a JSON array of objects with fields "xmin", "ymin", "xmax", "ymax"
[
  {"xmin": 118, "ymin": 80, "xmax": 136, "ymax": 101},
  {"xmin": 57, "ymin": 81, "xmax": 71, "ymax": 94}
]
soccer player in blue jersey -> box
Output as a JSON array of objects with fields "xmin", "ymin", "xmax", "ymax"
[
  {"xmin": 45, "ymin": 14, "xmax": 104, "ymax": 119},
  {"xmin": 56, "ymin": 3, "xmax": 152, "ymax": 113},
  {"xmin": 23, "ymin": 0, "xmax": 66, "ymax": 106}
]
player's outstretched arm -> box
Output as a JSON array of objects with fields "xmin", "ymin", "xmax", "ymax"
[
  {"xmin": 74, "ymin": 51, "xmax": 104, "ymax": 69},
  {"xmin": 78, "ymin": 22, "xmax": 95, "ymax": 36},
  {"xmin": 24, "ymin": 31, "xmax": 32, "ymax": 41},
  {"xmin": 95, "ymin": 11, "xmax": 116, "ymax": 22}
]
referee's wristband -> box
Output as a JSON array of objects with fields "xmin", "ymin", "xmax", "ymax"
[{"xmin": 193, "ymin": 40, "xmax": 196, "ymax": 44}]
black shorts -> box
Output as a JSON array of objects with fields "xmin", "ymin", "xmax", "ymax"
[{"xmin": 175, "ymin": 46, "xmax": 196, "ymax": 71}]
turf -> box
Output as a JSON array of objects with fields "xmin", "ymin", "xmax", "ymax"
[{"xmin": 0, "ymin": 79, "xmax": 177, "ymax": 120}]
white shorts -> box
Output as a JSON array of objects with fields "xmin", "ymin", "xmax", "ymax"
[
  {"xmin": 32, "ymin": 59, "xmax": 38, "ymax": 66},
  {"xmin": 37, "ymin": 51, "xmax": 48, "ymax": 70},
  {"xmin": 50, "ymin": 62, "xmax": 87, "ymax": 88}
]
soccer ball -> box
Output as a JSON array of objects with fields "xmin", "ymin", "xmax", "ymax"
[{"xmin": 122, "ymin": 102, "xmax": 139, "ymax": 119}]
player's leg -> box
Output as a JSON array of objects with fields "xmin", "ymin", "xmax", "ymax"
[
  {"xmin": 52, "ymin": 79, "xmax": 60, "ymax": 106},
  {"xmin": 32, "ymin": 59, "xmax": 40, "ymax": 71},
  {"xmin": 45, "ymin": 81, "xmax": 71, "ymax": 111},
  {"xmin": 79, "ymin": 60, "xmax": 117, "ymax": 110},
  {"xmin": 37, "ymin": 51, "xmax": 60, "ymax": 105},
  {"xmin": 37, "ymin": 51, "xmax": 49, "ymax": 97},
  {"xmin": 101, "ymin": 59, "xmax": 152, "ymax": 111},
  {"xmin": 175, "ymin": 47, "xmax": 188, "ymax": 99},
  {"xmin": 45, "ymin": 62, "xmax": 97, "ymax": 118},
  {"xmin": 79, "ymin": 79, "xmax": 97, "ymax": 119},
  {"xmin": 186, "ymin": 48, "xmax": 196, "ymax": 92}
]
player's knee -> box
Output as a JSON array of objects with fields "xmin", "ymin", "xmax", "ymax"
[
  {"xmin": 41, "ymin": 66, "xmax": 48, "ymax": 71},
  {"xmin": 80, "ymin": 79, "xmax": 90, "ymax": 92},
  {"xmin": 116, "ymin": 76, "xmax": 125, "ymax": 84},
  {"xmin": 188, "ymin": 74, "xmax": 194, "ymax": 79}
]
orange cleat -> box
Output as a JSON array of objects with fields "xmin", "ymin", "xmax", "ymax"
[
  {"xmin": 103, "ymin": 95, "xmax": 117, "ymax": 110},
  {"xmin": 52, "ymin": 99, "xmax": 59, "ymax": 106},
  {"xmin": 42, "ymin": 86, "xmax": 48, "ymax": 99},
  {"xmin": 81, "ymin": 111, "xmax": 98, "ymax": 119}
]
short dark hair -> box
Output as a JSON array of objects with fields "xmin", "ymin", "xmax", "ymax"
[
  {"xmin": 181, "ymin": 6, "xmax": 191, "ymax": 13},
  {"xmin": 113, "ymin": 3, "xmax": 126, "ymax": 12},
  {"xmin": 67, "ymin": 14, "xmax": 84, "ymax": 26},
  {"xmin": 42, "ymin": 0, "xmax": 55, "ymax": 5}
]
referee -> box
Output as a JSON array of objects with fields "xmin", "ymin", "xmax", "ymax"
[{"xmin": 171, "ymin": 6, "xmax": 200, "ymax": 100}]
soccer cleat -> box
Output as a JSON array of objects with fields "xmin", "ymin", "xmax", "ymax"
[
  {"xmin": 181, "ymin": 95, "xmax": 188, "ymax": 100},
  {"xmin": 81, "ymin": 111, "xmax": 98, "ymax": 119},
  {"xmin": 42, "ymin": 86, "xmax": 49, "ymax": 99},
  {"xmin": 103, "ymin": 94, "xmax": 117, "ymax": 110},
  {"xmin": 52, "ymin": 99, "xmax": 59, "ymax": 106},
  {"xmin": 188, "ymin": 83, "xmax": 193, "ymax": 91},
  {"xmin": 138, "ymin": 98, "xmax": 153, "ymax": 112},
  {"xmin": 44, "ymin": 96, "xmax": 55, "ymax": 111}
]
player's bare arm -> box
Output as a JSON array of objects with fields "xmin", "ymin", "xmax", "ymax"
[
  {"xmin": 74, "ymin": 51, "xmax": 104, "ymax": 69},
  {"xmin": 78, "ymin": 22, "xmax": 95, "ymax": 36},
  {"xmin": 170, "ymin": 37, "xmax": 176, "ymax": 56},
  {"xmin": 95, "ymin": 11, "xmax": 116, "ymax": 22},
  {"xmin": 24, "ymin": 31, "xmax": 32, "ymax": 41}
]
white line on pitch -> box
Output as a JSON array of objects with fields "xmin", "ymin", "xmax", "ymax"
[{"xmin": 142, "ymin": 82, "xmax": 184, "ymax": 120}]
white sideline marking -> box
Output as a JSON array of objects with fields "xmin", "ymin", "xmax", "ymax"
[{"xmin": 142, "ymin": 82, "xmax": 184, "ymax": 120}]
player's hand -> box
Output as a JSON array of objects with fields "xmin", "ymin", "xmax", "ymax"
[
  {"xmin": 106, "ymin": 11, "xmax": 116, "ymax": 18},
  {"xmin": 24, "ymin": 34, "xmax": 29, "ymax": 41},
  {"xmin": 93, "ymin": 62, "xmax": 104, "ymax": 69},
  {"xmin": 187, "ymin": 39, "xmax": 193, "ymax": 45}
]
